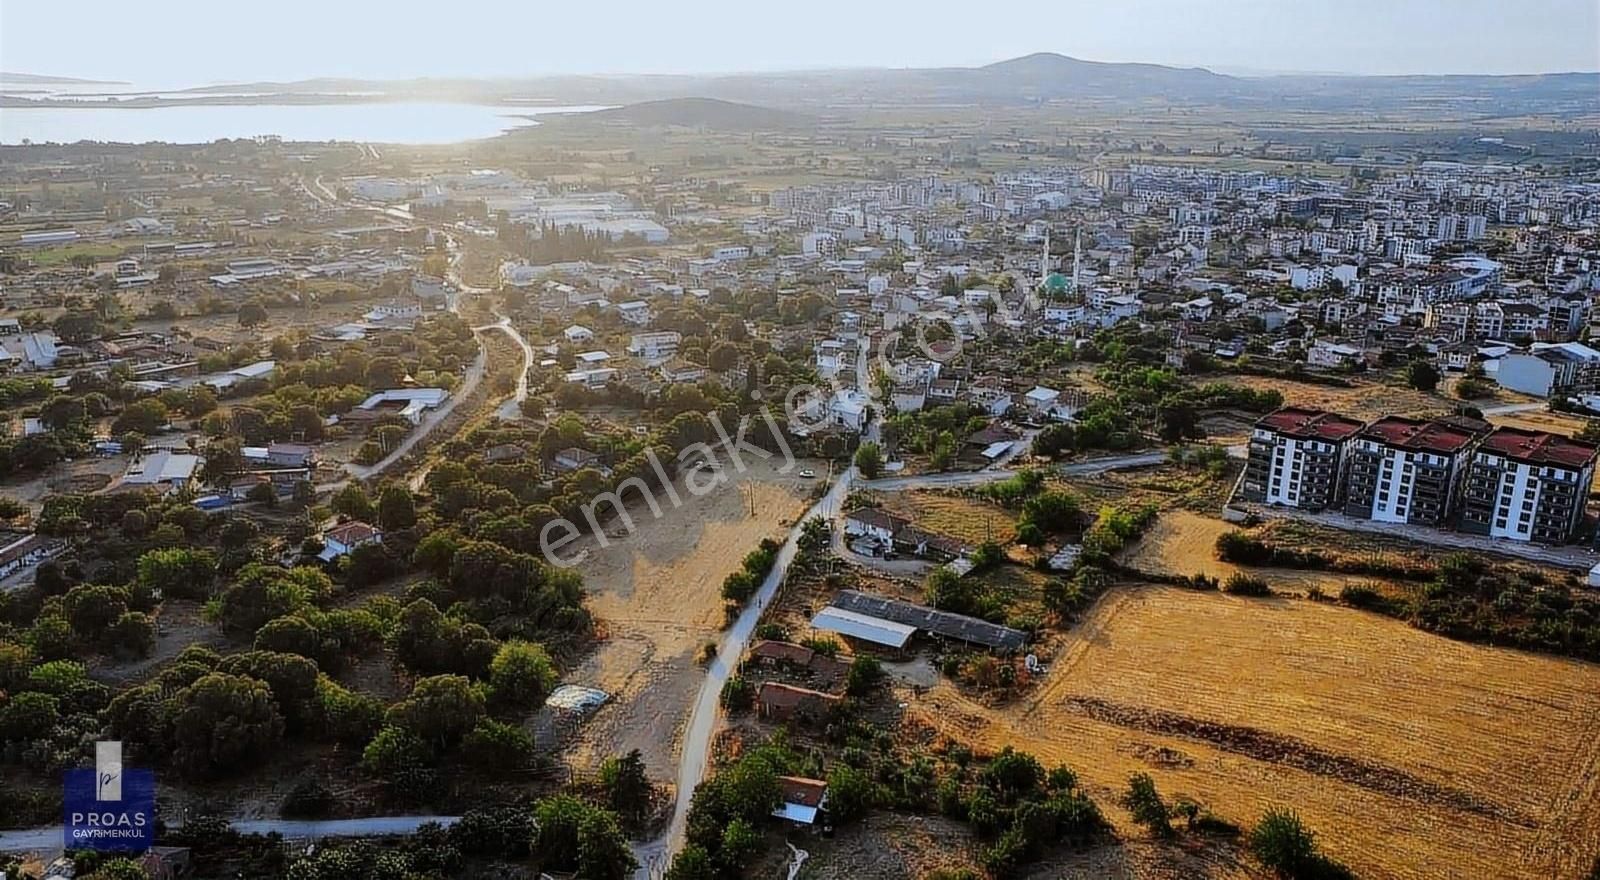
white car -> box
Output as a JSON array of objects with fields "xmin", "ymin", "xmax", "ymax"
[{"xmin": 798, "ymin": 468, "xmax": 817, "ymax": 478}]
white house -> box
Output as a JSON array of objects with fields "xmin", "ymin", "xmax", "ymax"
[
  {"xmin": 123, "ymin": 451, "xmax": 201, "ymax": 492},
  {"xmin": 563, "ymin": 325, "xmax": 595, "ymax": 344},
  {"xmin": 627, "ymin": 331, "xmax": 681, "ymax": 361},
  {"xmin": 356, "ymin": 388, "xmax": 450, "ymax": 424},
  {"xmin": 318, "ymin": 520, "xmax": 383, "ymax": 562},
  {"xmin": 617, "ymin": 301, "xmax": 653, "ymax": 326}
]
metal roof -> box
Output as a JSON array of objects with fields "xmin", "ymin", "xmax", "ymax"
[
  {"xmin": 810, "ymin": 606, "xmax": 915, "ymax": 648},
  {"xmin": 827, "ymin": 590, "xmax": 1029, "ymax": 652}
]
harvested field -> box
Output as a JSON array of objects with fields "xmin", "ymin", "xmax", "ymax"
[
  {"xmin": 1216, "ymin": 374, "xmax": 1448, "ymax": 422},
  {"xmin": 1121, "ymin": 508, "xmax": 1409, "ymax": 595},
  {"xmin": 906, "ymin": 584, "xmax": 1600, "ymax": 880},
  {"xmin": 559, "ymin": 455, "xmax": 819, "ymax": 780}
]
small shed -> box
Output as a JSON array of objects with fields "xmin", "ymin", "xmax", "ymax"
[{"xmin": 810, "ymin": 606, "xmax": 916, "ymax": 649}]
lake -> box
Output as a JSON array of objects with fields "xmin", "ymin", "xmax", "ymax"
[{"xmin": 0, "ymin": 101, "xmax": 608, "ymax": 145}]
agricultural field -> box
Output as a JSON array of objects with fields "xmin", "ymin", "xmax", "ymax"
[{"xmin": 907, "ymin": 584, "xmax": 1600, "ymax": 880}]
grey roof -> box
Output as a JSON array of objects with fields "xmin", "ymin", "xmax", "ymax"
[{"xmin": 828, "ymin": 589, "xmax": 1028, "ymax": 652}]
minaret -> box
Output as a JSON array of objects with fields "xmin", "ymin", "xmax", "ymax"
[
  {"xmin": 1071, "ymin": 227, "xmax": 1083, "ymax": 296},
  {"xmin": 1040, "ymin": 227, "xmax": 1051, "ymax": 289}
]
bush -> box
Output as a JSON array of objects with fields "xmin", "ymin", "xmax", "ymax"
[
  {"xmin": 1222, "ymin": 573, "xmax": 1272, "ymax": 597},
  {"xmin": 1121, "ymin": 773, "xmax": 1173, "ymax": 838},
  {"xmin": 845, "ymin": 656, "xmax": 884, "ymax": 697},
  {"xmin": 719, "ymin": 675, "xmax": 753, "ymax": 711},
  {"xmin": 1248, "ymin": 808, "xmax": 1353, "ymax": 879}
]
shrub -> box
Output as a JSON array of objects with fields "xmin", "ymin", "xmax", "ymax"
[
  {"xmin": 1121, "ymin": 773, "xmax": 1173, "ymax": 838},
  {"xmin": 1222, "ymin": 573, "xmax": 1272, "ymax": 597}
]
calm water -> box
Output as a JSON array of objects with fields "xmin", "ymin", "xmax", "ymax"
[{"xmin": 0, "ymin": 101, "xmax": 607, "ymax": 145}]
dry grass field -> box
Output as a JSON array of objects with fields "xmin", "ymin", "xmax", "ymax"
[
  {"xmin": 1121, "ymin": 508, "xmax": 1412, "ymax": 596},
  {"xmin": 1217, "ymin": 374, "xmax": 1450, "ymax": 422},
  {"xmin": 879, "ymin": 490, "xmax": 1019, "ymax": 546},
  {"xmin": 907, "ymin": 584, "xmax": 1600, "ymax": 880},
  {"xmin": 558, "ymin": 455, "xmax": 819, "ymax": 780}
]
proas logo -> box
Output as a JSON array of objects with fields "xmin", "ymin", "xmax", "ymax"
[
  {"xmin": 96, "ymin": 740, "xmax": 123, "ymax": 801},
  {"xmin": 64, "ymin": 740, "xmax": 154, "ymax": 853}
]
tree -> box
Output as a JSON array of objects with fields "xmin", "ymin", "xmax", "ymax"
[
  {"xmin": 168, "ymin": 672, "xmax": 285, "ymax": 777},
  {"xmin": 365, "ymin": 356, "xmax": 407, "ymax": 390},
  {"xmin": 237, "ymin": 300, "xmax": 269, "ymax": 327},
  {"xmin": 213, "ymin": 564, "xmax": 329, "ymax": 633},
  {"xmin": 576, "ymin": 808, "xmax": 637, "ymax": 880},
  {"xmin": 362, "ymin": 724, "xmax": 432, "ymax": 778},
  {"xmin": 825, "ymin": 764, "xmax": 879, "ymax": 825},
  {"xmin": 80, "ymin": 858, "xmax": 150, "ymax": 880},
  {"xmin": 377, "ymin": 485, "xmax": 417, "ymax": 530},
  {"xmin": 1122, "ymin": 773, "xmax": 1174, "ymax": 838},
  {"xmin": 106, "ymin": 612, "xmax": 156, "ymax": 660},
  {"xmin": 845, "ymin": 655, "xmax": 884, "ymax": 697},
  {"xmin": 664, "ymin": 846, "xmax": 716, "ymax": 880},
  {"xmin": 599, "ymin": 749, "xmax": 651, "ymax": 823},
  {"xmin": 331, "ymin": 483, "xmax": 377, "ymax": 523},
  {"xmin": 462, "ymin": 718, "xmax": 535, "ymax": 771},
  {"xmin": 38, "ymin": 395, "xmax": 87, "ymax": 430},
  {"xmin": 1249, "ymin": 808, "xmax": 1352, "ymax": 879},
  {"xmin": 1406, "ymin": 360, "xmax": 1440, "ymax": 393},
  {"xmin": 111, "ymin": 399, "xmax": 169, "ymax": 436},
  {"xmin": 136, "ymin": 547, "xmax": 218, "ymax": 601},
  {"xmin": 0, "ymin": 691, "xmax": 60, "ymax": 743},
  {"xmin": 707, "ymin": 342, "xmax": 739, "ymax": 372},
  {"xmin": 925, "ymin": 566, "xmax": 978, "ymax": 615},
  {"xmin": 533, "ymin": 794, "xmax": 590, "ymax": 871},
  {"xmin": 386, "ymin": 674, "xmax": 486, "ymax": 751},
  {"xmin": 488, "ymin": 640, "xmax": 558, "ymax": 709},
  {"xmin": 854, "ymin": 441, "xmax": 884, "ymax": 478}
]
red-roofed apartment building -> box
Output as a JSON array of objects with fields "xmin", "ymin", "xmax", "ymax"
[
  {"xmin": 1342, "ymin": 416, "xmax": 1487, "ymax": 527},
  {"xmin": 1241, "ymin": 407, "xmax": 1366, "ymax": 511},
  {"xmin": 1457, "ymin": 426, "xmax": 1599, "ymax": 544}
]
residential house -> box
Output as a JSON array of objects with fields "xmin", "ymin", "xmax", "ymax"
[{"xmin": 318, "ymin": 520, "xmax": 383, "ymax": 562}]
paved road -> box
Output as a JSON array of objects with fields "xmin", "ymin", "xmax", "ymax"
[{"xmin": 1479, "ymin": 401, "xmax": 1547, "ymax": 416}]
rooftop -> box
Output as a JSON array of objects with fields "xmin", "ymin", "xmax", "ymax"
[
  {"xmin": 1256, "ymin": 406, "xmax": 1365, "ymax": 443},
  {"xmin": 1360, "ymin": 416, "xmax": 1480, "ymax": 455},
  {"xmin": 1478, "ymin": 427, "xmax": 1600, "ymax": 470}
]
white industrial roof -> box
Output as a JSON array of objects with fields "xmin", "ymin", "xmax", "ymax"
[{"xmin": 810, "ymin": 606, "xmax": 915, "ymax": 648}]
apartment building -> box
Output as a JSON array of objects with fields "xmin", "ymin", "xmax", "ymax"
[
  {"xmin": 1241, "ymin": 407, "xmax": 1365, "ymax": 511},
  {"xmin": 1342, "ymin": 416, "xmax": 1483, "ymax": 527},
  {"xmin": 1457, "ymin": 427, "xmax": 1599, "ymax": 544}
]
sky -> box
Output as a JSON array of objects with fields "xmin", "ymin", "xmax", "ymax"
[{"xmin": 2, "ymin": 0, "xmax": 1597, "ymax": 86}]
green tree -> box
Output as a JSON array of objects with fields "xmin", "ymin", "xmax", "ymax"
[
  {"xmin": 487, "ymin": 640, "xmax": 558, "ymax": 709},
  {"xmin": 135, "ymin": 547, "xmax": 217, "ymax": 604},
  {"xmin": 1249, "ymin": 808, "xmax": 1352, "ymax": 879},
  {"xmin": 377, "ymin": 485, "xmax": 417, "ymax": 530},
  {"xmin": 1122, "ymin": 772, "xmax": 1174, "ymax": 838},
  {"xmin": 576, "ymin": 808, "xmax": 637, "ymax": 880},
  {"xmin": 462, "ymin": 718, "xmax": 535, "ymax": 771},
  {"xmin": 1406, "ymin": 360, "xmax": 1440, "ymax": 393},
  {"xmin": 825, "ymin": 764, "xmax": 879, "ymax": 825},
  {"xmin": 237, "ymin": 300, "xmax": 269, "ymax": 327},
  {"xmin": 168, "ymin": 672, "xmax": 285, "ymax": 777},
  {"xmin": 854, "ymin": 441, "xmax": 884, "ymax": 478},
  {"xmin": 599, "ymin": 749, "xmax": 651, "ymax": 823},
  {"xmin": 331, "ymin": 484, "xmax": 377, "ymax": 523},
  {"xmin": 0, "ymin": 691, "xmax": 60, "ymax": 742},
  {"xmin": 386, "ymin": 674, "xmax": 486, "ymax": 751}
]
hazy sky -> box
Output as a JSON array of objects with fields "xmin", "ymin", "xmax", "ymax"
[{"xmin": 3, "ymin": 0, "xmax": 1596, "ymax": 85}]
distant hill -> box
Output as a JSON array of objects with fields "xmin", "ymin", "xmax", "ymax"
[
  {"xmin": 973, "ymin": 52, "xmax": 1238, "ymax": 98},
  {"xmin": 579, "ymin": 98, "xmax": 808, "ymax": 130},
  {"xmin": 0, "ymin": 71, "xmax": 126, "ymax": 85}
]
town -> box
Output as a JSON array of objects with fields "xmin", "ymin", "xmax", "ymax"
[{"xmin": 2, "ymin": 10, "xmax": 1600, "ymax": 880}]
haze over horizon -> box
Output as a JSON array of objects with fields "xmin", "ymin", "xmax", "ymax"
[{"xmin": 3, "ymin": 0, "xmax": 1597, "ymax": 88}]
